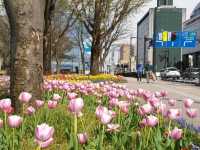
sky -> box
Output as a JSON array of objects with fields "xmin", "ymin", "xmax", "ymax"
[{"xmin": 121, "ymin": 0, "xmax": 200, "ymax": 44}]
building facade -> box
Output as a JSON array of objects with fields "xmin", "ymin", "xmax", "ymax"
[
  {"xmin": 137, "ymin": 0, "xmax": 186, "ymax": 72},
  {"xmin": 183, "ymin": 2, "xmax": 200, "ymax": 68}
]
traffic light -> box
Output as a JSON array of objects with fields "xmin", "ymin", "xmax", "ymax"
[{"xmin": 171, "ymin": 32, "xmax": 177, "ymax": 41}]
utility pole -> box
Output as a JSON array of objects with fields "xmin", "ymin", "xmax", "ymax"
[
  {"xmin": 198, "ymin": 39, "xmax": 200, "ymax": 85},
  {"xmin": 130, "ymin": 37, "xmax": 136, "ymax": 72},
  {"xmin": 144, "ymin": 36, "xmax": 153, "ymax": 66}
]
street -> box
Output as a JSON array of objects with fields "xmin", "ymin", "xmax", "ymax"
[{"xmin": 122, "ymin": 77, "xmax": 200, "ymax": 125}]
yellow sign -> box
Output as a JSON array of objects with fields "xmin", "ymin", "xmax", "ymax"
[{"xmin": 162, "ymin": 31, "xmax": 168, "ymax": 42}]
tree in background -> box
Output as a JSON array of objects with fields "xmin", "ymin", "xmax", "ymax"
[
  {"xmin": 43, "ymin": 0, "xmax": 77, "ymax": 74},
  {"xmin": 70, "ymin": 0, "xmax": 147, "ymax": 75},
  {"xmin": 72, "ymin": 22, "xmax": 91, "ymax": 74},
  {"xmin": 4, "ymin": 0, "xmax": 45, "ymax": 112}
]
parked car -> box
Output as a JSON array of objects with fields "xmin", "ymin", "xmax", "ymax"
[
  {"xmin": 182, "ymin": 68, "xmax": 200, "ymax": 80},
  {"xmin": 160, "ymin": 67, "xmax": 181, "ymax": 80}
]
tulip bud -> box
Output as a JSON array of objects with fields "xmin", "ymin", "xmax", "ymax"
[
  {"xmin": 77, "ymin": 132, "xmax": 88, "ymax": 144},
  {"xmin": 146, "ymin": 115, "xmax": 158, "ymax": 127},
  {"xmin": 169, "ymin": 127, "xmax": 182, "ymax": 140},
  {"xmin": 35, "ymin": 123, "xmax": 54, "ymax": 148},
  {"xmin": 35, "ymin": 100, "xmax": 45, "ymax": 108},
  {"xmin": 52, "ymin": 94, "xmax": 61, "ymax": 101},
  {"xmin": 26, "ymin": 106, "xmax": 36, "ymax": 115},
  {"xmin": 18, "ymin": 92, "xmax": 32, "ymax": 103},
  {"xmin": 8, "ymin": 115, "xmax": 23, "ymax": 128},
  {"xmin": 184, "ymin": 98, "xmax": 193, "ymax": 108},
  {"xmin": 186, "ymin": 108, "xmax": 198, "ymax": 118},
  {"xmin": 48, "ymin": 100, "xmax": 57, "ymax": 109}
]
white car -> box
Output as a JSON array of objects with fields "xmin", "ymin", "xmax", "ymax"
[{"xmin": 160, "ymin": 67, "xmax": 181, "ymax": 79}]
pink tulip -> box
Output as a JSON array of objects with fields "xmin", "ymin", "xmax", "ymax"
[
  {"xmin": 8, "ymin": 115, "xmax": 23, "ymax": 128},
  {"xmin": 35, "ymin": 100, "xmax": 45, "ymax": 108},
  {"xmin": 109, "ymin": 98, "xmax": 119, "ymax": 107},
  {"xmin": 35, "ymin": 123, "xmax": 54, "ymax": 148},
  {"xmin": 67, "ymin": 92, "xmax": 78, "ymax": 100},
  {"xmin": 52, "ymin": 94, "xmax": 61, "ymax": 101},
  {"xmin": 0, "ymin": 98, "xmax": 12, "ymax": 113},
  {"xmin": 139, "ymin": 103, "xmax": 153, "ymax": 115},
  {"xmin": 68, "ymin": 98, "xmax": 84, "ymax": 114},
  {"xmin": 184, "ymin": 98, "xmax": 193, "ymax": 108},
  {"xmin": 137, "ymin": 88, "xmax": 144, "ymax": 96},
  {"xmin": 95, "ymin": 106, "xmax": 108, "ymax": 119},
  {"xmin": 77, "ymin": 132, "xmax": 88, "ymax": 144},
  {"xmin": 107, "ymin": 124, "xmax": 120, "ymax": 132},
  {"xmin": 160, "ymin": 90, "xmax": 168, "ymax": 97},
  {"xmin": 154, "ymin": 91, "xmax": 161, "ymax": 97},
  {"xmin": 4, "ymin": 106, "xmax": 14, "ymax": 115},
  {"xmin": 100, "ymin": 112, "xmax": 112, "ymax": 124},
  {"xmin": 186, "ymin": 108, "xmax": 198, "ymax": 118},
  {"xmin": 117, "ymin": 101, "xmax": 130, "ymax": 114},
  {"xmin": 169, "ymin": 127, "xmax": 182, "ymax": 140},
  {"xmin": 167, "ymin": 109, "xmax": 180, "ymax": 120},
  {"xmin": 26, "ymin": 106, "xmax": 36, "ymax": 115},
  {"xmin": 157, "ymin": 103, "xmax": 167, "ymax": 116},
  {"xmin": 143, "ymin": 92, "xmax": 153, "ymax": 101},
  {"xmin": 95, "ymin": 106, "xmax": 113, "ymax": 124},
  {"xmin": 18, "ymin": 92, "xmax": 32, "ymax": 103},
  {"xmin": 146, "ymin": 115, "xmax": 158, "ymax": 127},
  {"xmin": 0, "ymin": 119, "xmax": 3, "ymax": 128},
  {"xmin": 168, "ymin": 99, "xmax": 176, "ymax": 106},
  {"xmin": 148, "ymin": 97, "xmax": 160, "ymax": 108},
  {"xmin": 48, "ymin": 100, "xmax": 57, "ymax": 109},
  {"xmin": 63, "ymin": 83, "xmax": 69, "ymax": 90}
]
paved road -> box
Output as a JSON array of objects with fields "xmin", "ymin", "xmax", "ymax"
[
  {"xmin": 122, "ymin": 77, "xmax": 200, "ymax": 125},
  {"xmin": 123, "ymin": 77, "xmax": 200, "ymax": 102}
]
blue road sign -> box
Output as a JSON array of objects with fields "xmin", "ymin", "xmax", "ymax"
[
  {"xmin": 154, "ymin": 32, "xmax": 196, "ymax": 48},
  {"xmin": 181, "ymin": 32, "xmax": 196, "ymax": 48}
]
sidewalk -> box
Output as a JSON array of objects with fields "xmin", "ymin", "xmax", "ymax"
[{"xmin": 121, "ymin": 77, "xmax": 200, "ymax": 125}]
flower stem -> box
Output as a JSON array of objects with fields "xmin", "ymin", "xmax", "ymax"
[
  {"xmin": 12, "ymin": 128, "xmax": 15, "ymax": 150},
  {"xmin": 100, "ymin": 125, "xmax": 105, "ymax": 150},
  {"xmin": 4, "ymin": 112, "xmax": 7, "ymax": 131},
  {"xmin": 168, "ymin": 120, "xmax": 172, "ymax": 131},
  {"xmin": 74, "ymin": 115, "xmax": 78, "ymax": 150},
  {"xmin": 145, "ymin": 127, "xmax": 151, "ymax": 147},
  {"xmin": 118, "ymin": 109, "xmax": 121, "ymax": 125}
]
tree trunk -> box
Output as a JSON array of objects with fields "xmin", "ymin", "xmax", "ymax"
[
  {"xmin": 90, "ymin": 36, "xmax": 102, "ymax": 75},
  {"xmin": 12, "ymin": 0, "xmax": 45, "ymax": 112},
  {"xmin": 81, "ymin": 55, "xmax": 85, "ymax": 74},
  {"xmin": 43, "ymin": 0, "xmax": 53, "ymax": 75},
  {"xmin": 3, "ymin": 0, "xmax": 17, "ymax": 108},
  {"xmin": 43, "ymin": 28, "xmax": 52, "ymax": 75},
  {"xmin": 55, "ymin": 54, "xmax": 60, "ymax": 74}
]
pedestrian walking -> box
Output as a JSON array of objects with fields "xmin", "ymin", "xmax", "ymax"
[
  {"xmin": 136, "ymin": 64, "xmax": 143, "ymax": 82},
  {"xmin": 145, "ymin": 62, "xmax": 156, "ymax": 83}
]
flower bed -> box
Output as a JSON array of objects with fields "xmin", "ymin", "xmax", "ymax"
[
  {"xmin": 45, "ymin": 74, "xmax": 126, "ymax": 83},
  {"xmin": 0, "ymin": 81, "xmax": 199, "ymax": 149},
  {"xmin": 0, "ymin": 75, "xmax": 10, "ymax": 98}
]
